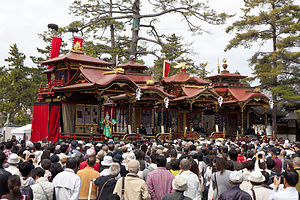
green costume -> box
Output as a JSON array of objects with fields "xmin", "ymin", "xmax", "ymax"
[{"xmin": 100, "ymin": 118, "xmax": 117, "ymax": 138}]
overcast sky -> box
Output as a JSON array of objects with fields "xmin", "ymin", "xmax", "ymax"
[{"xmin": 0, "ymin": 0, "xmax": 285, "ymax": 86}]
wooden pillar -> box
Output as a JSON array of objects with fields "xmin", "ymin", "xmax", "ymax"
[
  {"xmin": 189, "ymin": 101, "xmax": 193, "ymax": 131},
  {"xmin": 128, "ymin": 101, "xmax": 132, "ymax": 133},
  {"xmin": 264, "ymin": 106, "xmax": 268, "ymax": 137},
  {"xmin": 97, "ymin": 95, "xmax": 103, "ymax": 133},
  {"xmin": 154, "ymin": 106, "xmax": 158, "ymax": 134},
  {"xmin": 161, "ymin": 105, "xmax": 164, "ymax": 132},
  {"xmin": 151, "ymin": 108, "xmax": 155, "ymax": 135},
  {"xmin": 241, "ymin": 106, "xmax": 244, "ymax": 136},
  {"xmin": 132, "ymin": 103, "xmax": 135, "ymax": 131},
  {"xmin": 247, "ymin": 111, "xmax": 250, "ymax": 130}
]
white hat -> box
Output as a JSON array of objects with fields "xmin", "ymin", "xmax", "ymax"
[
  {"xmin": 172, "ymin": 176, "xmax": 188, "ymax": 191},
  {"xmin": 126, "ymin": 152, "xmax": 136, "ymax": 161},
  {"xmin": 8, "ymin": 153, "xmax": 20, "ymax": 164},
  {"xmin": 229, "ymin": 171, "xmax": 243, "ymax": 184},
  {"xmin": 101, "ymin": 156, "xmax": 113, "ymax": 166},
  {"xmin": 86, "ymin": 148, "xmax": 95, "ymax": 157},
  {"xmin": 26, "ymin": 141, "xmax": 33, "ymax": 147},
  {"xmin": 23, "ymin": 150, "xmax": 30, "ymax": 155},
  {"xmin": 78, "ymin": 141, "xmax": 83, "ymax": 145},
  {"xmin": 248, "ymin": 171, "xmax": 265, "ymax": 183}
]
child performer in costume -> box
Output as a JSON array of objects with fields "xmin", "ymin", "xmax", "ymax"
[{"xmin": 100, "ymin": 112, "xmax": 117, "ymax": 138}]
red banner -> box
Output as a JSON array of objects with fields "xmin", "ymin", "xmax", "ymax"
[
  {"xmin": 163, "ymin": 61, "xmax": 171, "ymax": 77},
  {"xmin": 48, "ymin": 105, "xmax": 61, "ymax": 142},
  {"xmin": 31, "ymin": 104, "xmax": 49, "ymax": 141},
  {"xmin": 48, "ymin": 37, "xmax": 62, "ymax": 74},
  {"xmin": 73, "ymin": 37, "xmax": 83, "ymax": 51}
]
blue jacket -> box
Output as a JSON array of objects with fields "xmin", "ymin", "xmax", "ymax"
[{"xmin": 218, "ymin": 186, "xmax": 252, "ymax": 200}]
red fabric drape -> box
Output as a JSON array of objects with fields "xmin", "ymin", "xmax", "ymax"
[
  {"xmin": 48, "ymin": 105, "xmax": 61, "ymax": 142},
  {"xmin": 163, "ymin": 61, "xmax": 170, "ymax": 77},
  {"xmin": 73, "ymin": 37, "xmax": 83, "ymax": 51},
  {"xmin": 31, "ymin": 104, "xmax": 49, "ymax": 141},
  {"xmin": 50, "ymin": 37, "xmax": 62, "ymax": 59}
]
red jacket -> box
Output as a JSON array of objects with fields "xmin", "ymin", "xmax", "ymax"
[
  {"xmin": 79, "ymin": 160, "xmax": 100, "ymax": 172},
  {"xmin": 237, "ymin": 154, "xmax": 246, "ymax": 163}
]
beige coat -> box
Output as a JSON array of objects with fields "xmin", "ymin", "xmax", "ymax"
[{"xmin": 113, "ymin": 173, "xmax": 150, "ymax": 200}]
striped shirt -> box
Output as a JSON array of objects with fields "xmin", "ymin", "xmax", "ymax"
[{"xmin": 147, "ymin": 167, "xmax": 175, "ymax": 200}]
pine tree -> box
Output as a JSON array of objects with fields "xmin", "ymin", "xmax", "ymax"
[
  {"xmin": 0, "ymin": 44, "xmax": 39, "ymax": 125},
  {"xmin": 225, "ymin": 0, "xmax": 300, "ymax": 132}
]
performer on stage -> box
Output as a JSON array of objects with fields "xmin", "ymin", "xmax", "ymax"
[
  {"xmin": 139, "ymin": 123, "xmax": 147, "ymax": 138},
  {"xmin": 100, "ymin": 112, "xmax": 117, "ymax": 138},
  {"xmin": 195, "ymin": 122, "xmax": 204, "ymax": 134}
]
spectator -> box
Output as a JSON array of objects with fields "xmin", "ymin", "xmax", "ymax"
[
  {"xmin": 77, "ymin": 157, "xmax": 99, "ymax": 200},
  {"xmin": 162, "ymin": 176, "xmax": 192, "ymax": 200},
  {"xmin": 5, "ymin": 153, "xmax": 21, "ymax": 176},
  {"xmin": 52, "ymin": 157, "xmax": 82, "ymax": 200},
  {"xmin": 113, "ymin": 160, "xmax": 150, "ymax": 200},
  {"xmin": 95, "ymin": 163, "xmax": 120, "ymax": 200},
  {"xmin": 147, "ymin": 155, "xmax": 174, "ymax": 200},
  {"xmin": 3, "ymin": 141, "xmax": 13, "ymax": 157},
  {"xmin": 113, "ymin": 153, "xmax": 127, "ymax": 177},
  {"xmin": 228, "ymin": 148, "xmax": 243, "ymax": 171},
  {"xmin": 100, "ymin": 156, "xmax": 114, "ymax": 176},
  {"xmin": 268, "ymin": 169, "xmax": 299, "ymax": 200},
  {"xmin": 248, "ymin": 170, "xmax": 272, "ymax": 200},
  {"xmin": 79, "ymin": 148, "xmax": 100, "ymax": 172},
  {"xmin": 270, "ymin": 147, "xmax": 282, "ymax": 172},
  {"xmin": 212, "ymin": 157, "xmax": 231, "ymax": 200},
  {"xmin": 1, "ymin": 175, "xmax": 30, "ymax": 200},
  {"xmin": 19, "ymin": 161, "xmax": 34, "ymax": 196},
  {"xmin": 58, "ymin": 144, "xmax": 69, "ymax": 161},
  {"xmin": 0, "ymin": 152, "xmax": 11, "ymax": 197},
  {"xmin": 177, "ymin": 159, "xmax": 201, "ymax": 200},
  {"xmin": 41, "ymin": 159, "xmax": 52, "ymax": 181},
  {"xmin": 218, "ymin": 171, "xmax": 252, "ymax": 200},
  {"xmin": 142, "ymin": 153, "xmax": 157, "ymax": 182},
  {"xmin": 292, "ymin": 157, "xmax": 300, "ymax": 192},
  {"xmin": 166, "ymin": 149, "xmax": 177, "ymax": 170},
  {"xmin": 30, "ymin": 167, "xmax": 54, "ymax": 200}
]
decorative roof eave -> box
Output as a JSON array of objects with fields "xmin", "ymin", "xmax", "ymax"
[
  {"xmin": 161, "ymin": 73, "xmax": 210, "ymax": 85},
  {"xmin": 172, "ymin": 88, "xmax": 220, "ymax": 102},
  {"xmin": 41, "ymin": 51, "xmax": 113, "ymax": 66},
  {"xmin": 116, "ymin": 61, "xmax": 148, "ymax": 70},
  {"xmin": 140, "ymin": 85, "xmax": 175, "ymax": 99},
  {"xmin": 205, "ymin": 71, "xmax": 247, "ymax": 80}
]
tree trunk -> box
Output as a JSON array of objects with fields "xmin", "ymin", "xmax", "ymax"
[
  {"xmin": 110, "ymin": 0, "xmax": 116, "ymax": 66},
  {"xmin": 129, "ymin": 0, "xmax": 140, "ymax": 58}
]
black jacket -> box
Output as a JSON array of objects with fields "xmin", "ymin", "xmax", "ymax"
[
  {"xmin": 0, "ymin": 166, "xmax": 11, "ymax": 197},
  {"xmin": 94, "ymin": 175, "xmax": 117, "ymax": 200},
  {"xmin": 218, "ymin": 187, "xmax": 252, "ymax": 200},
  {"xmin": 162, "ymin": 191, "xmax": 192, "ymax": 200}
]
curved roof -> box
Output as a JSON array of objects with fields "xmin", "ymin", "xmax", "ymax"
[
  {"xmin": 116, "ymin": 61, "xmax": 148, "ymax": 70},
  {"xmin": 126, "ymin": 74, "xmax": 159, "ymax": 83},
  {"xmin": 140, "ymin": 85, "xmax": 174, "ymax": 98},
  {"xmin": 41, "ymin": 52, "xmax": 113, "ymax": 66},
  {"xmin": 206, "ymin": 71, "xmax": 247, "ymax": 80},
  {"xmin": 162, "ymin": 73, "xmax": 210, "ymax": 85}
]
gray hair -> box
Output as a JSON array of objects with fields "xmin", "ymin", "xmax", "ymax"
[
  {"xmin": 180, "ymin": 159, "xmax": 191, "ymax": 170},
  {"xmin": 109, "ymin": 163, "xmax": 120, "ymax": 176},
  {"xmin": 293, "ymin": 157, "xmax": 300, "ymax": 167}
]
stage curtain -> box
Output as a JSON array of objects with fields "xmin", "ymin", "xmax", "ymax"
[
  {"xmin": 48, "ymin": 105, "xmax": 61, "ymax": 142},
  {"xmin": 31, "ymin": 104, "xmax": 49, "ymax": 141},
  {"xmin": 62, "ymin": 103, "xmax": 76, "ymax": 133}
]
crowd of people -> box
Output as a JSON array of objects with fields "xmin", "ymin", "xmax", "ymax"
[{"xmin": 0, "ymin": 136, "xmax": 300, "ymax": 200}]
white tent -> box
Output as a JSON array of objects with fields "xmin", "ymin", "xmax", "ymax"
[{"xmin": 11, "ymin": 124, "xmax": 32, "ymax": 142}]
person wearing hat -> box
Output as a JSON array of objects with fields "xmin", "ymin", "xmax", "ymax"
[
  {"xmin": 113, "ymin": 154, "xmax": 128, "ymax": 177},
  {"xmin": 218, "ymin": 171, "xmax": 252, "ymax": 200},
  {"xmin": 100, "ymin": 156, "xmax": 114, "ymax": 177},
  {"xmin": 113, "ymin": 160, "xmax": 150, "ymax": 200},
  {"xmin": 270, "ymin": 147, "xmax": 282, "ymax": 172},
  {"xmin": 5, "ymin": 153, "xmax": 21, "ymax": 176},
  {"xmin": 247, "ymin": 171, "xmax": 272, "ymax": 200},
  {"xmin": 162, "ymin": 176, "xmax": 192, "ymax": 200},
  {"xmin": 68, "ymin": 141, "xmax": 79, "ymax": 157}
]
